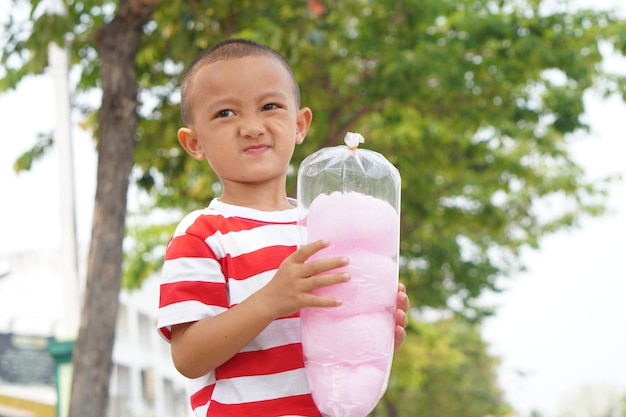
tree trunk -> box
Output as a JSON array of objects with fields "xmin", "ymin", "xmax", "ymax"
[
  {"xmin": 384, "ymin": 397, "xmax": 398, "ymax": 417},
  {"xmin": 68, "ymin": 1, "xmax": 158, "ymax": 416}
]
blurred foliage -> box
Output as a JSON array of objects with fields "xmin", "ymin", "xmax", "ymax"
[
  {"xmin": 3, "ymin": 2, "xmax": 625, "ymax": 314},
  {"xmin": 12, "ymin": 131, "xmax": 53, "ymax": 172},
  {"xmin": 376, "ymin": 316, "xmax": 513, "ymax": 417},
  {"xmin": 42, "ymin": 0, "xmax": 625, "ymax": 316},
  {"xmin": 122, "ymin": 218, "xmax": 172, "ymax": 288}
]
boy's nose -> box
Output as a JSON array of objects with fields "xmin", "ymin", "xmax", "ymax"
[{"xmin": 239, "ymin": 117, "xmax": 265, "ymax": 138}]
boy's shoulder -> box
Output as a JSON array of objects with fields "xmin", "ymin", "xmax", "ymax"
[
  {"xmin": 174, "ymin": 198, "xmax": 299, "ymax": 235},
  {"xmin": 203, "ymin": 198, "xmax": 299, "ymax": 223}
]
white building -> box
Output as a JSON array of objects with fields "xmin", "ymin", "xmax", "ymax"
[{"xmin": 0, "ymin": 247, "xmax": 192, "ymax": 417}]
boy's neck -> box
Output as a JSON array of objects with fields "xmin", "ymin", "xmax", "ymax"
[{"xmin": 219, "ymin": 185, "xmax": 294, "ymax": 211}]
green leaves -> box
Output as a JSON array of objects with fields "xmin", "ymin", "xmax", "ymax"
[
  {"xmin": 127, "ymin": 0, "xmax": 624, "ymax": 317},
  {"xmin": 13, "ymin": 132, "xmax": 53, "ymax": 172},
  {"xmin": 3, "ymin": 0, "xmax": 625, "ymax": 317},
  {"xmin": 383, "ymin": 317, "xmax": 513, "ymax": 416}
]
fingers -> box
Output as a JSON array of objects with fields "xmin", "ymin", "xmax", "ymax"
[
  {"xmin": 288, "ymin": 239, "xmax": 349, "ymax": 277},
  {"xmin": 297, "ymin": 291, "xmax": 344, "ymax": 309},
  {"xmin": 304, "ymin": 255, "xmax": 349, "ymax": 279},
  {"xmin": 394, "ymin": 305, "xmax": 409, "ymax": 330},
  {"xmin": 303, "ymin": 270, "xmax": 350, "ymax": 293},
  {"xmin": 266, "ymin": 240, "xmax": 351, "ymax": 315},
  {"xmin": 393, "ymin": 324, "xmax": 407, "ymax": 351},
  {"xmin": 396, "ymin": 283, "xmax": 410, "ymax": 314},
  {"xmin": 393, "ymin": 283, "xmax": 410, "ymax": 351},
  {"xmin": 289, "ymin": 239, "xmax": 331, "ymax": 263}
]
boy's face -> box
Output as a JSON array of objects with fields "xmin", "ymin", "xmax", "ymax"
[{"xmin": 178, "ymin": 55, "xmax": 312, "ymax": 193}]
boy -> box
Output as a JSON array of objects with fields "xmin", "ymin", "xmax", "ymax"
[{"xmin": 158, "ymin": 39, "xmax": 409, "ymax": 417}]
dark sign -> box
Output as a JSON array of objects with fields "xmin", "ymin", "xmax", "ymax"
[{"xmin": 0, "ymin": 333, "xmax": 55, "ymax": 385}]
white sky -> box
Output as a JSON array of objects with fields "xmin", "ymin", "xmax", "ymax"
[
  {"xmin": 481, "ymin": 90, "xmax": 626, "ymax": 416},
  {"xmin": 0, "ymin": 75, "xmax": 96, "ymax": 253},
  {"xmin": 1, "ymin": 2, "xmax": 626, "ymax": 417},
  {"xmin": 480, "ymin": 25, "xmax": 626, "ymax": 416}
]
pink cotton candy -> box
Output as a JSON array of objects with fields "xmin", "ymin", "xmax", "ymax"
[
  {"xmin": 301, "ymin": 311, "xmax": 394, "ymax": 362},
  {"xmin": 305, "ymin": 361, "xmax": 389, "ymax": 417},
  {"xmin": 306, "ymin": 191, "xmax": 399, "ymax": 257},
  {"xmin": 307, "ymin": 248, "xmax": 397, "ymax": 315},
  {"xmin": 301, "ymin": 190, "xmax": 399, "ymax": 417}
]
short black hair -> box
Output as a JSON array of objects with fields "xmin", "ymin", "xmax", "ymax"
[{"xmin": 179, "ymin": 39, "xmax": 301, "ymax": 126}]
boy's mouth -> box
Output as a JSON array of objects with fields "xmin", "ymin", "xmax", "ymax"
[{"xmin": 244, "ymin": 145, "xmax": 270, "ymax": 154}]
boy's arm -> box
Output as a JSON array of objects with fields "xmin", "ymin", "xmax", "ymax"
[{"xmin": 169, "ymin": 239, "xmax": 350, "ymax": 379}]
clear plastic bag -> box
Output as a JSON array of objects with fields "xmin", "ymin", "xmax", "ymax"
[{"xmin": 297, "ymin": 132, "xmax": 401, "ymax": 417}]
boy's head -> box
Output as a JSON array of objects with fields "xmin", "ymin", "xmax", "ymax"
[
  {"xmin": 180, "ymin": 39, "xmax": 301, "ymax": 127},
  {"xmin": 175, "ymin": 38, "xmax": 313, "ymax": 197}
]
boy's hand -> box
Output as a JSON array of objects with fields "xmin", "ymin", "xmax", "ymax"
[
  {"xmin": 261, "ymin": 239, "xmax": 350, "ymax": 319},
  {"xmin": 393, "ymin": 283, "xmax": 410, "ymax": 351},
  {"xmin": 265, "ymin": 239, "xmax": 410, "ymax": 350}
]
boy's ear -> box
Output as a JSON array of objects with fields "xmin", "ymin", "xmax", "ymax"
[
  {"xmin": 295, "ymin": 107, "xmax": 313, "ymax": 145},
  {"xmin": 178, "ymin": 127, "xmax": 205, "ymax": 161}
]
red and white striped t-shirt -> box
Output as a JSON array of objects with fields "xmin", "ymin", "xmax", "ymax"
[{"xmin": 158, "ymin": 199, "xmax": 322, "ymax": 417}]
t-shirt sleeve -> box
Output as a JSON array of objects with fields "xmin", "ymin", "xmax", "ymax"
[{"xmin": 157, "ymin": 221, "xmax": 228, "ymax": 342}]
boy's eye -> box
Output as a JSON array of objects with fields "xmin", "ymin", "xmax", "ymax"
[
  {"xmin": 262, "ymin": 103, "xmax": 281, "ymax": 111},
  {"xmin": 215, "ymin": 109, "xmax": 235, "ymax": 118}
]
